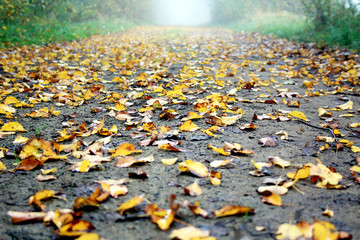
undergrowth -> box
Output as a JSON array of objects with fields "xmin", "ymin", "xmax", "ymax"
[
  {"xmin": 228, "ymin": 11, "xmax": 360, "ymax": 52},
  {"xmin": 0, "ymin": 18, "xmax": 135, "ymax": 49}
]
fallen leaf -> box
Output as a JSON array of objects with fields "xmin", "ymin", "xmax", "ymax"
[
  {"xmin": 257, "ymin": 186, "xmax": 288, "ymax": 195},
  {"xmin": 29, "ymin": 190, "xmax": 56, "ymax": 210},
  {"xmin": 169, "ymin": 226, "xmax": 210, "ymax": 240},
  {"xmin": 7, "ymin": 211, "xmax": 47, "ymax": 224},
  {"xmin": 36, "ymin": 174, "xmax": 57, "ymax": 181},
  {"xmin": 288, "ymin": 111, "xmax": 309, "ymax": 121},
  {"xmin": 275, "ymin": 223, "xmax": 303, "ymax": 240},
  {"xmin": 180, "ymin": 120, "xmax": 200, "ymax": 132},
  {"xmin": 214, "ymin": 205, "xmax": 254, "ymax": 218},
  {"xmin": 179, "ymin": 160, "xmax": 209, "ymax": 178},
  {"xmin": 322, "ymin": 206, "xmax": 334, "ymax": 217},
  {"xmin": 184, "ymin": 181, "xmax": 203, "ymax": 196},
  {"xmin": 161, "ymin": 158, "xmax": 178, "ymax": 165},
  {"xmin": 116, "ymin": 195, "xmax": 145, "ymax": 215},
  {"xmin": 1, "ymin": 122, "xmax": 27, "ymax": 132},
  {"xmin": 261, "ymin": 193, "xmax": 282, "ymax": 206},
  {"xmin": 258, "ymin": 135, "xmax": 278, "ymax": 147},
  {"xmin": 115, "ymin": 155, "xmax": 154, "ymax": 168},
  {"xmin": 112, "ymin": 143, "xmax": 142, "ymax": 157}
]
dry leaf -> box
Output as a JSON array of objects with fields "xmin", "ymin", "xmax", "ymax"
[
  {"xmin": 214, "ymin": 205, "xmax": 254, "ymax": 218},
  {"xmin": 261, "ymin": 193, "xmax": 282, "ymax": 206},
  {"xmin": 179, "ymin": 160, "xmax": 209, "ymax": 178},
  {"xmin": 116, "ymin": 195, "xmax": 145, "ymax": 215},
  {"xmin": 169, "ymin": 226, "xmax": 210, "ymax": 240},
  {"xmin": 288, "ymin": 111, "xmax": 309, "ymax": 121},
  {"xmin": 112, "ymin": 143, "xmax": 142, "ymax": 157},
  {"xmin": 184, "ymin": 181, "xmax": 203, "ymax": 196}
]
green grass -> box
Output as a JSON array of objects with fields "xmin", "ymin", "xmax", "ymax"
[
  {"xmin": 229, "ymin": 11, "xmax": 308, "ymax": 40},
  {"xmin": 0, "ymin": 18, "xmax": 135, "ymax": 49},
  {"xmin": 227, "ymin": 11, "xmax": 360, "ymax": 51}
]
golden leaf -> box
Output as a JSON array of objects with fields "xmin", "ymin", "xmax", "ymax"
[
  {"xmin": 116, "ymin": 195, "xmax": 145, "ymax": 215},
  {"xmin": 184, "ymin": 181, "xmax": 203, "ymax": 196},
  {"xmin": 261, "ymin": 193, "xmax": 282, "ymax": 206},
  {"xmin": 179, "ymin": 160, "xmax": 209, "ymax": 178},
  {"xmin": 275, "ymin": 223, "xmax": 303, "ymax": 240},
  {"xmin": 1, "ymin": 122, "xmax": 27, "ymax": 132},
  {"xmin": 112, "ymin": 143, "xmax": 142, "ymax": 157},
  {"xmin": 169, "ymin": 226, "xmax": 210, "ymax": 240},
  {"xmin": 214, "ymin": 205, "xmax": 254, "ymax": 218},
  {"xmin": 180, "ymin": 120, "xmax": 200, "ymax": 132},
  {"xmin": 288, "ymin": 111, "xmax": 309, "ymax": 121}
]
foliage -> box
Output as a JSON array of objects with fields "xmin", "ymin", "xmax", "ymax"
[
  {"xmin": 211, "ymin": 0, "xmax": 360, "ymax": 51},
  {"xmin": 0, "ymin": 0, "xmax": 150, "ymax": 47}
]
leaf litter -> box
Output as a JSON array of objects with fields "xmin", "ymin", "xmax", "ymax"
[{"xmin": 0, "ymin": 26, "xmax": 359, "ymax": 239}]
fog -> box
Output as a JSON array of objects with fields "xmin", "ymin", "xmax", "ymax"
[{"xmin": 151, "ymin": 0, "xmax": 212, "ymax": 26}]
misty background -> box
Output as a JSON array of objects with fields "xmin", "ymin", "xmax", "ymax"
[
  {"xmin": 151, "ymin": 0, "xmax": 211, "ymax": 26},
  {"xmin": 0, "ymin": 0, "xmax": 359, "ymax": 50}
]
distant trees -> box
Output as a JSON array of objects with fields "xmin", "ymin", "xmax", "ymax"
[
  {"xmin": 0, "ymin": 0, "xmax": 151, "ymax": 24},
  {"xmin": 210, "ymin": 0, "xmax": 360, "ymax": 49}
]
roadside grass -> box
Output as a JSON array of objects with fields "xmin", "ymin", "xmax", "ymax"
[
  {"xmin": 228, "ymin": 11, "xmax": 360, "ymax": 51},
  {"xmin": 0, "ymin": 18, "xmax": 135, "ymax": 49}
]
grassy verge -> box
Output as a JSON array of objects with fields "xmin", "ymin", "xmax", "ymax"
[
  {"xmin": 0, "ymin": 18, "xmax": 135, "ymax": 49},
  {"xmin": 227, "ymin": 11, "xmax": 360, "ymax": 51}
]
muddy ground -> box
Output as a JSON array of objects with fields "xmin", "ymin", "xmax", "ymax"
[{"xmin": 0, "ymin": 27, "xmax": 359, "ymax": 240}]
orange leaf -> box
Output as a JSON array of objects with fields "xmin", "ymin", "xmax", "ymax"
[
  {"xmin": 261, "ymin": 193, "xmax": 282, "ymax": 206},
  {"xmin": 112, "ymin": 143, "xmax": 142, "ymax": 157},
  {"xmin": 7, "ymin": 211, "xmax": 46, "ymax": 224},
  {"xmin": 214, "ymin": 205, "xmax": 254, "ymax": 218},
  {"xmin": 15, "ymin": 158, "xmax": 42, "ymax": 171},
  {"xmin": 29, "ymin": 190, "xmax": 55, "ymax": 210}
]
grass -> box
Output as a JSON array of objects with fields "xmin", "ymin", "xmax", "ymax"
[
  {"xmin": 0, "ymin": 18, "xmax": 135, "ymax": 49},
  {"xmin": 227, "ymin": 11, "xmax": 360, "ymax": 51}
]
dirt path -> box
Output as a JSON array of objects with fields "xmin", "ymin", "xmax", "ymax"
[{"xmin": 0, "ymin": 26, "xmax": 359, "ymax": 240}]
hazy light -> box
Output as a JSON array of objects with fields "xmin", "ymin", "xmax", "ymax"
[{"xmin": 151, "ymin": 0, "xmax": 211, "ymax": 26}]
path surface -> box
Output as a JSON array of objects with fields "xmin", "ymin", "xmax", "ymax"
[{"xmin": 0, "ymin": 26, "xmax": 359, "ymax": 240}]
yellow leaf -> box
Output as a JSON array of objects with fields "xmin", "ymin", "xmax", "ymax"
[
  {"xmin": 41, "ymin": 167, "xmax": 57, "ymax": 175},
  {"xmin": 169, "ymin": 226, "xmax": 210, "ymax": 240},
  {"xmin": 349, "ymin": 165, "xmax": 360, "ymax": 173},
  {"xmin": 275, "ymin": 223, "xmax": 303, "ymax": 240},
  {"xmin": 184, "ymin": 181, "xmax": 203, "ymax": 196},
  {"xmin": 13, "ymin": 134, "xmax": 29, "ymax": 144},
  {"xmin": 214, "ymin": 205, "xmax": 254, "ymax": 218},
  {"xmin": 0, "ymin": 160, "xmax": 6, "ymax": 171},
  {"xmin": 288, "ymin": 111, "xmax": 309, "ymax": 121},
  {"xmin": 351, "ymin": 145, "xmax": 360, "ymax": 153},
  {"xmin": 29, "ymin": 190, "xmax": 55, "ymax": 210},
  {"xmin": 161, "ymin": 158, "xmax": 178, "ymax": 165},
  {"xmin": 75, "ymin": 233, "xmax": 100, "ymax": 240},
  {"xmin": 79, "ymin": 160, "xmax": 90, "ymax": 173},
  {"xmin": 179, "ymin": 160, "xmax": 209, "ymax": 178},
  {"xmin": 337, "ymin": 100, "xmax": 353, "ymax": 110},
  {"xmin": 1, "ymin": 122, "xmax": 27, "ymax": 132},
  {"xmin": 207, "ymin": 144, "xmax": 230, "ymax": 156},
  {"xmin": 180, "ymin": 120, "xmax": 200, "ymax": 132},
  {"xmin": 116, "ymin": 195, "xmax": 145, "ymax": 215},
  {"xmin": 112, "ymin": 143, "xmax": 142, "ymax": 157},
  {"xmin": 287, "ymin": 166, "xmax": 310, "ymax": 180},
  {"xmin": 261, "ymin": 193, "xmax": 282, "ymax": 206}
]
